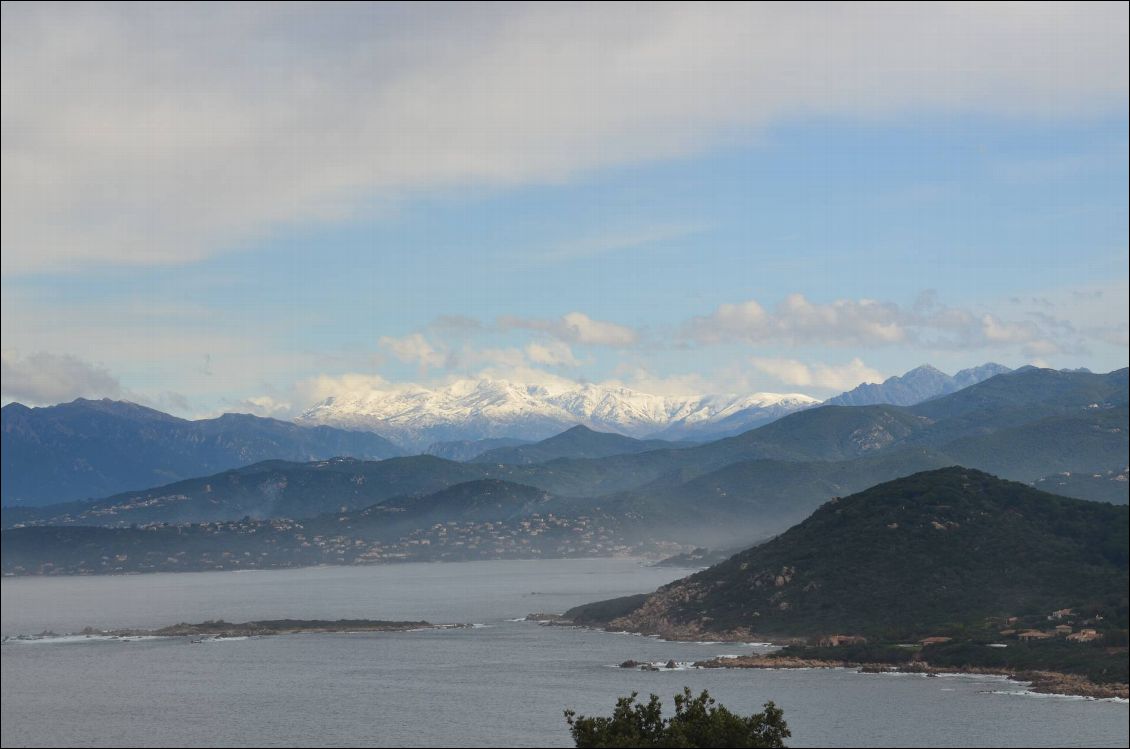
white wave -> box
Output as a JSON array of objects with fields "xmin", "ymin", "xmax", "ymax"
[
  {"xmin": 985, "ymin": 688, "xmax": 1128, "ymax": 703},
  {"xmin": 198, "ymin": 636, "xmax": 252, "ymax": 642},
  {"xmin": 2, "ymin": 634, "xmax": 168, "ymax": 644}
]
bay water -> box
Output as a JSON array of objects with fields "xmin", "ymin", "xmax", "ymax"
[{"xmin": 2, "ymin": 559, "xmax": 1126, "ymax": 747}]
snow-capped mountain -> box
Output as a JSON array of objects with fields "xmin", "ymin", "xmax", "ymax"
[{"xmin": 297, "ymin": 379, "xmax": 820, "ymax": 449}]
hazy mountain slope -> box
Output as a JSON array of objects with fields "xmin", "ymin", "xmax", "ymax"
[
  {"xmin": 596, "ymin": 447, "xmax": 955, "ymax": 546},
  {"xmin": 0, "ymin": 478, "xmax": 621, "ymax": 576},
  {"xmin": 825, "ymin": 363, "xmax": 1011, "ymax": 407},
  {"xmin": 568, "ymin": 468, "xmax": 1129, "ymax": 640},
  {"xmin": 10, "ymin": 367, "xmax": 1124, "ymax": 528},
  {"xmin": 2, "ymin": 456, "xmax": 486, "ymax": 527},
  {"xmin": 1034, "ymin": 467, "xmax": 1130, "ymax": 505},
  {"xmin": 910, "ymin": 366, "xmax": 1127, "ymax": 424},
  {"xmin": 710, "ymin": 404, "xmax": 930, "ymax": 462},
  {"xmin": 940, "ymin": 405, "xmax": 1128, "ymax": 483},
  {"xmin": 1, "ymin": 399, "xmax": 402, "ymax": 506},
  {"xmin": 425, "ymin": 437, "xmax": 532, "ymax": 461},
  {"xmin": 470, "ymin": 425, "xmax": 692, "ymax": 465},
  {"xmin": 318, "ymin": 479, "xmax": 558, "ymax": 533}
]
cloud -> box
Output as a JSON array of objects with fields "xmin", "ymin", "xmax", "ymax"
[
  {"xmin": 525, "ymin": 341, "xmax": 580, "ymax": 368},
  {"xmin": 227, "ymin": 394, "xmax": 294, "ymax": 419},
  {"xmin": 501, "ymin": 312, "xmax": 639, "ymax": 347},
  {"xmin": 913, "ymin": 295, "xmax": 1075, "ymax": 357},
  {"xmin": 0, "ymin": 286, "xmax": 340, "ymax": 409},
  {"xmin": 1, "ymin": 351, "xmax": 123, "ymax": 404},
  {"xmin": 979, "ymin": 314, "xmax": 1044, "ymax": 345},
  {"xmin": 686, "ymin": 291, "xmax": 1080, "ymax": 356},
  {"xmin": 380, "ymin": 330, "xmax": 582, "ymax": 378},
  {"xmin": 3, "ymin": 3, "xmax": 1125, "ymax": 273},
  {"xmin": 297, "ymin": 373, "xmax": 390, "ymax": 406},
  {"xmin": 604, "ymin": 366, "xmax": 716, "ymax": 397},
  {"xmin": 686, "ymin": 294, "xmax": 907, "ymax": 346},
  {"xmin": 749, "ymin": 356, "xmax": 885, "ymax": 392},
  {"xmin": 378, "ymin": 333, "xmax": 448, "ymax": 372}
]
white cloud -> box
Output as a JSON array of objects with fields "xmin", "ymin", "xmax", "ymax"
[
  {"xmin": 452, "ymin": 346, "xmax": 530, "ymax": 373},
  {"xmin": 525, "ymin": 341, "xmax": 580, "ymax": 368},
  {"xmin": 685, "ymin": 291, "xmax": 1087, "ymax": 356},
  {"xmin": 3, "ymin": 3, "xmax": 1125, "ymax": 273},
  {"xmin": 604, "ymin": 366, "xmax": 717, "ymax": 398},
  {"xmin": 381, "ymin": 331, "xmax": 582, "ymax": 377},
  {"xmin": 296, "ymin": 373, "xmax": 390, "ymax": 406},
  {"xmin": 749, "ymin": 356, "xmax": 885, "ymax": 392},
  {"xmin": 1, "ymin": 351, "xmax": 123, "ymax": 404},
  {"xmin": 979, "ymin": 314, "xmax": 1043, "ymax": 345},
  {"xmin": 501, "ymin": 311, "xmax": 639, "ymax": 347},
  {"xmin": 687, "ymin": 294, "xmax": 907, "ymax": 346},
  {"xmin": 226, "ymin": 394, "xmax": 295, "ymax": 419},
  {"xmin": 378, "ymin": 333, "xmax": 447, "ymax": 372},
  {"xmin": 0, "ymin": 285, "xmax": 342, "ymax": 408},
  {"xmin": 560, "ymin": 313, "xmax": 638, "ymax": 347}
]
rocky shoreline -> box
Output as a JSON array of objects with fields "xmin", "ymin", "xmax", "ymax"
[
  {"xmin": 2, "ymin": 619, "xmax": 460, "ymax": 641},
  {"xmin": 693, "ymin": 654, "xmax": 1129, "ymax": 700},
  {"xmin": 539, "ymin": 612, "xmax": 1129, "ymax": 701},
  {"xmin": 120, "ymin": 618, "xmax": 442, "ymax": 638}
]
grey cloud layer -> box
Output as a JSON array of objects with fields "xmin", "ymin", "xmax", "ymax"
[
  {"xmin": 3, "ymin": 2, "xmax": 1126, "ymax": 273},
  {"xmin": 683, "ymin": 292, "xmax": 1092, "ymax": 357},
  {"xmin": 1, "ymin": 352, "xmax": 123, "ymax": 404},
  {"xmin": 498, "ymin": 312, "xmax": 639, "ymax": 347},
  {"xmin": 406, "ymin": 291, "xmax": 1111, "ymax": 365}
]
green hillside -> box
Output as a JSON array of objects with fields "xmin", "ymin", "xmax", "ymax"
[
  {"xmin": 570, "ymin": 468, "xmax": 1129, "ymax": 641},
  {"xmin": 471, "ymin": 425, "xmax": 692, "ymax": 465}
]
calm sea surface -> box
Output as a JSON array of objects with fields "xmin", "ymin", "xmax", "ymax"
[{"xmin": 2, "ymin": 558, "xmax": 1126, "ymax": 747}]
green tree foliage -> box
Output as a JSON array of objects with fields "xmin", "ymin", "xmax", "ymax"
[{"xmin": 564, "ymin": 688, "xmax": 789, "ymax": 748}]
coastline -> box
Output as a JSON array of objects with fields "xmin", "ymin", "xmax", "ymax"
[
  {"xmin": 694, "ymin": 654, "xmax": 1130, "ymax": 701},
  {"xmin": 536, "ymin": 615, "xmax": 1130, "ymax": 701},
  {"xmin": 2, "ymin": 619, "xmax": 452, "ymax": 642}
]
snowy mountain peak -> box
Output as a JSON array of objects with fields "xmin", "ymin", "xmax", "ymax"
[{"xmin": 297, "ymin": 378, "xmax": 820, "ymax": 449}]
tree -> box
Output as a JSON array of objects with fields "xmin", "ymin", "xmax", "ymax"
[{"xmin": 564, "ymin": 687, "xmax": 790, "ymax": 748}]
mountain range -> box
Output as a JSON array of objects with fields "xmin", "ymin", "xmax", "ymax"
[
  {"xmin": 824, "ymin": 363, "xmax": 1012, "ymax": 406},
  {"xmin": 469, "ymin": 425, "xmax": 693, "ymax": 465},
  {"xmin": 424, "ymin": 437, "xmax": 532, "ymax": 461},
  {"xmin": 0, "ymin": 399, "xmax": 402, "ymax": 506},
  {"xmin": 295, "ymin": 364, "xmax": 1016, "ymax": 448},
  {"xmin": 296, "ymin": 378, "xmax": 820, "ymax": 447},
  {"xmin": 7, "ymin": 368, "xmax": 1125, "ymax": 547},
  {"xmin": 0, "ymin": 361, "xmax": 1023, "ymax": 509}
]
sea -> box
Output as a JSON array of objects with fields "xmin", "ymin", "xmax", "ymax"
[{"xmin": 2, "ymin": 558, "xmax": 1126, "ymax": 747}]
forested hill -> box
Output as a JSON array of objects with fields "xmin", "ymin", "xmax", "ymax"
[{"xmin": 569, "ymin": 467, "xmax": 1129, "ymax": 641}]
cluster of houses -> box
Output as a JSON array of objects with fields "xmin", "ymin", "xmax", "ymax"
[
  {"xmin": 817, "ymin": 634, "xmax": 868, "ymax": 647},
  {"xmin": 998, "ymin": 608, "xmax": 1104, "ymax": 643},
  {"xmin": 815, "ymin": 607, "xmax": 1106, "ymax": 649}
]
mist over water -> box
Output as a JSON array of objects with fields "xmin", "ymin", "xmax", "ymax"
[
  {"xmin": 0, "ymin": 558, "xmax": 684, "ymax": 636},
  {"xmin": 3, "ymin": 559, "xmax": 1127, "ymax": 748}
]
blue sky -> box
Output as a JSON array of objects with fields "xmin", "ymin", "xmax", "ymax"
[{"xmin": 2, "ymin": 3, "xmax": 1127, "ymax": 416}]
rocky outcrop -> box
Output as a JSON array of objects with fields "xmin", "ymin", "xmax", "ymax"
[{"xmin": 694, "ymin": 655, "xmax": 1130, "ymax": 700}]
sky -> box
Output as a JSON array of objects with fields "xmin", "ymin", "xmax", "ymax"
[{"xmin": 1, "ymin": 2, "xmax": 1127, "ymax": 417}]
